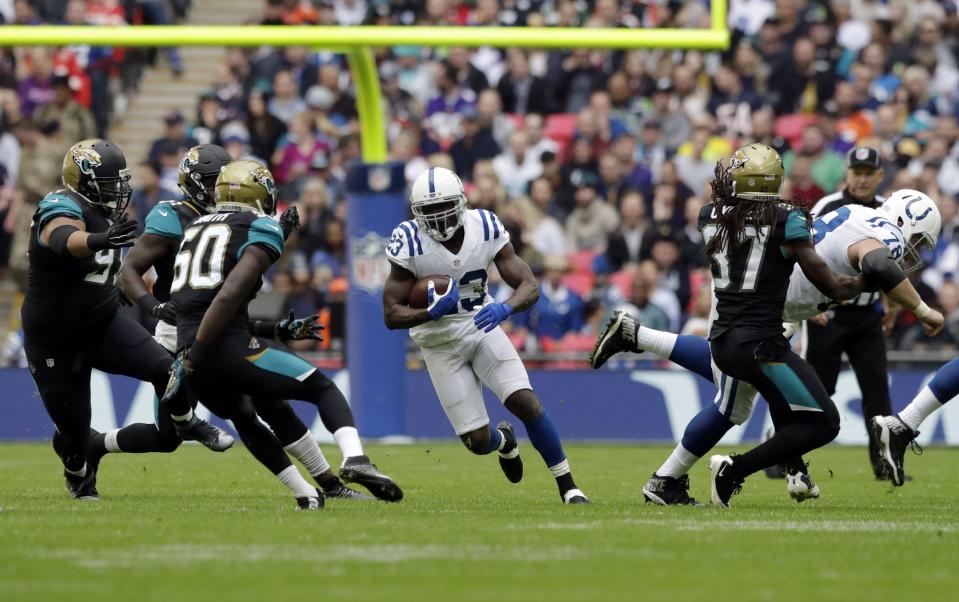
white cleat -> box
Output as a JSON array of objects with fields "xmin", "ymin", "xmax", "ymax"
[
  {"xmin": 785, "ymin": 468, "xmax": 820, "ymax": 502},
  {"xmin": 563, "ymin": 488, "xmax": 590, "ymax": 504}
]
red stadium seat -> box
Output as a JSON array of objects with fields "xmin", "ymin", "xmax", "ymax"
[
  {"xmin": 609, "ymin": 268, "xmax": 636, "ymax": 298},
  {"xmin": 774, "ymin": 114, "xmax": 819, "ymax": 151},
  {"xmin": 568, "ymin": 249, "xmax": 597, "ymax": 274},
  {"xmin": 562, "ymin": 272, "xmax": 594, "ymax": 297}
]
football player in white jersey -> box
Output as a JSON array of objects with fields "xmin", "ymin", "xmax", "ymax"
[
  {"xmin": 589, "ymin": 189, "xmax": 944, "ymax": 505},
  {"xmin": 382, "ymin": 167, "xmax": 589, "ymax": 504}
]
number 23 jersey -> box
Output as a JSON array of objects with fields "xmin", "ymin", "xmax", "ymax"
[
  {"xmin": 171, "ymin": 210, "xmax": 285, "ymax": 348},
  {"xmin": 386, "ymin": 209, "xmax": 509, "ymax": 348}
]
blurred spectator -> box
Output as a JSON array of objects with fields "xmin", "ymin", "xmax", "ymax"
[
  {"xmin": 191, "ymin": 93, "xmax": 226, "ymax": 146},
  {"xmin": 33, "ymin": 75, "xmax": 95, "ymax": 151},
  {"xmin": 492, "ymin": 129, "xmax": 542, "ymax": 196},
  {"xmin": 426, "ymin": 60, "xmax": 477, "ymax": 146},
  {"xmin": 565, "ymin": 177, "xmax": 619, "ymax": 252},
  {"xmin": 605, "ymin": 190, "xmax": 648, "ymax": 271},
  {"xmin": 614, "ymin": 263, "xmax": 671, "ymax": 332},
  {"xmin": 131, "ymin": 161, "xmax": 178, "ymax": 224},
  {"xmin": 16, "ymin": 48, "xmax": 54, "ymax": 119},
  {"xmin": 789, "ymin": 154, "xmax": 826, "ymax": 207},
  {"xmin": 518, "ymin": 177, "xmax": 567, "ymax": 257},
  {"xmin": 272, "ymin": 112, "xmax": 332, "ymax": 193},
  {"xmin": 784, "ymin": 124, "xmax": 846, "ymax": 193},
  {"xmin": 268, "ymin": 70, "xmax": 307, "ymax": 125},
  {"xmin": 450, "ymin": 107, "xmax": 499, "ymax": 182},
  {"xmin": 245, "ymin": 90, "xmax": 286, "ymax": 164},
  {"xmin": 497, "ymin": 49, "xmax": 549, "ymax": 115},
  {"xmin": 293, "ymin": 177, "xmax": 334, "ymax": 257},
  {"xmin": 516, "ymin": 255, "xmax": 585, "ymax": 341},
  {"xmin": 148, "ymin": 111, "xmax": 198, "ymax": 165}
]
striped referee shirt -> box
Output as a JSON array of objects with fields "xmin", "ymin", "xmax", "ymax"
[{"xmin": 810, "ymin": 189, "xmax": 886, "ymax": 308}]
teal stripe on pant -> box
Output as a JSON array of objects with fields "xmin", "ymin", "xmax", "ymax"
[
  {"xmin": 759, "ymin": 362, "xmax": 822, "ymax": 412},
  {"xmin": 247, "ymin": 348, "xmax": 316, "ymax": 381}
]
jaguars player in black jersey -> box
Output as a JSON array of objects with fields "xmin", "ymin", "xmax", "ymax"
[
  {"xmin": 164, "ymin": 160, "xmax": 402, "ymax": 509},
  {"xmin": 118, "ymin": 145, "xmax": 372, "ymax": 500},
  {"xmin": 22, "ymin": 139, "xmax": 231, "ymax": 501},
  {"xmin": 698, "ymin": 144, "xmax": 868, "ymax": 507}
]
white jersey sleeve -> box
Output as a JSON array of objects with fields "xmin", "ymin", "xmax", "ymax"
[
  {"xmin": 476, "ymin": 208, "xmax": 510, "ymax": 260},
  {"xmin": 385, "ymin": 220, "xmax": 425, "ymax": 275}
]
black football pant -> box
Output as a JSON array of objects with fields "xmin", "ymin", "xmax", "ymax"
[
  {"xmin": 24, "ymin": 310, "xmax": 181, "ymax": 473},
  {"xmin": 806, "ymin": 307, "xmax": 890, "ymax": 473},
  {"xmin": 188, "ymin": 335, "xmax": 355, "ymax": 476},
  {"xmin": 711, "ymin": 331, "xmax": 841, "ymax": 481}
]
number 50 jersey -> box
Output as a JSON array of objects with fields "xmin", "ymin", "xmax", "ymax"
[
  {"xmin": 386, "ymin": 209, "xmax": 509, "ymax": 348},
  {"xmin": 171, "ymin": 211, "xmax": 285, "ymax": 349}
]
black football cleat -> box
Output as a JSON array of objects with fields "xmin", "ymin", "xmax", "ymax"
[
  {"xmin": 174, "ymin": 415, "xmax": 235, "ymax": 452},
  {"xmin": 588, "ymin": 311, "xmax": 641, "ymax": 369},
  {"xmin": 496, "ymin": 421, "xmax": 523, "ymax": 483},
  {"xmin": 642, "ymin": 473, "xmax": 701, "ymax": 506},
  {"xmin": 64, "ymin": 467, "xmax": 99, "ymax": 501},
  {"xmin": 322, "ymin": 481, "xmax": 375, "ymax": 501},
  {"xmin": 872, "ymin": 415, "xmax": 921, "ymax": 487},
  {"xmin": 708, "ymin": 455, "xmax": 743, "ymax": 508},
  {"xmin": 296, "ymin": 488, "xmax": 325, "ymax": 510},
  {"xmin": 562, "ymin": 488, "xmax": 590, "ymax": 504},
  {"xmin": 339, "ymin": 456, "xmax": 403, "ymax": 502},
  {"xmin": 785, "ymin": 465, "xmax": 820, "ymax": 502}
]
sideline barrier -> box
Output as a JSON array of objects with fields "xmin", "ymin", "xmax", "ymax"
[{"xmin": 2, "ymin": 367, "xmax": 955, "ymax": 445}]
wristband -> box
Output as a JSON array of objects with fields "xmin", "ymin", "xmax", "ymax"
[
  {"xmin": 136, "ymin": 293, "xmax": 161, "ymax": 317},
  {"xmin": 249, "ymin": 320, "xmax": 277, "ymax": 338},
  {"xmin": 914, "ymin": 302, "xmax": 931, "ymax": 320}
]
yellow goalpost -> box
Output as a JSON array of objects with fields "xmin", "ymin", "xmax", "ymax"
[{"xmin": 0, "ymin": 0, "xmax": 729, "ymax": 162}]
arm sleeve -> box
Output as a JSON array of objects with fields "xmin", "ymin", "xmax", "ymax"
[
  {"xmin": 385, "ymin": 224, "xmax": 417, "ymax": 274},
  {"xmin": 143, "ymin": 203, "xmax": 184, "ymax": 239},
  {"xmin": 36, "ymin": 194, "xmax": 83, "ymax": 231},
  {"xmin": 238, "ymin": 216, "xmax": 285, "ymax": 261},
  {"xmin": 784, "ymin": 209, "xmax": 812, "ymax": 243}
]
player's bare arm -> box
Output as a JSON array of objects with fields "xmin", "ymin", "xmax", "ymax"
[
  {"xmin": 382, "ymin": 262, "xmax": 432, "ymax": 330},
  {"xmin": 119, "ymin": 232, "xmax": 179, "ymax": 320},
  {"xmin": 787, "ymin": 239, "xmax": 865, "ymax": 300},
  {"xmin": 194, "ymin": 245, "xmax": 274, "ymax": 345},
  {"xmin": 492, "ymin": 241, "xmax": 540, "ymax": 314},
  {"xmin": 40, "ymin": 215, "xmax": 137, "ymax": 259}
]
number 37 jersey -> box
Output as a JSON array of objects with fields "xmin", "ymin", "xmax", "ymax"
[
  {"xmin": 171, "ymin": 210, "xmax": 285, "ymax": 349},
  {"xmin": 386, "ymin": 209, "xmax": 509, "ymax": 348}
]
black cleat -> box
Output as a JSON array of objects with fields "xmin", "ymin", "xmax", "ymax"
[
  {"xmin": 588, "ymin": 311, "xmax": 640, "ymax": 369},
  {"xmin": 295, "ymin": 488, "xmax": 325, "ymax": 510},
  {"xmin": 323, "ymin": 481, "xmax": 375, "ymax": 501},
  {"xmin": 708, "ymin": 455, "xmax": 743, "ymax": 508},
  {"xmin": 174, "ymin": 415, "xmax": 235, "ymax": 452},
  {"xmin": 872, "ymin": 415, "xmax": 921, "ymax": 487},
  {"xmin": 642, "ymin": 473, "xmax": 701, "ymax": 506},
  {"xmin": 496, "ymin": 421, "xmax": 523, "ymax": 483},
  {"xmin": 64, "ymin": 467, "xmax": 99, "ymax": 501},
  {"xmin": 562, "ymin": 488, "xmax": 590, "ymax": 504},
  {"xmin": 339, "ymin": 456, "xmax": 403, "ymax": 502}
]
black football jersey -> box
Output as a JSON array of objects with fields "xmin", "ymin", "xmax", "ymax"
[
  {"xmin": 141, "ymin": 200, "xmax": 204, "ymax": 302},
  {"xmin": 23, "ymin": 190, "xmax": 121, "ymax": 344},
  {"xmin": 171, "ymin": 210, "xmax": 284, "ymax": 349},
  {"xmin": 699, "ymin": 202, "xmax": 812, "ymax": 341}
]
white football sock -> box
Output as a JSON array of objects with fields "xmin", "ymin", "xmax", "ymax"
[
  {"xmin": 277, "ymin": 465, "xmax": 316, "ymax": 498},
  {"xmin": 104, "ymin": 428, "xmax": 122, "ymax": 453},
  {"xmin": 637, "ymin": 326, "xmax": 678, "ymax": 358},
  {"xmin": 548, "ymin": 458, "xmax": 570, "ymax": 477},
  {"xmin": 172, "ymin": 408, "xmax": 194, "ymax": 422},
  {"xmin": 333, "ymin": 426, "xmax": 364, "ymax": 458},
  {"xmin": 656, "ymin": 444, "xmax": 700, "ymax": 478},
  {"xmin": 898, "ymin": 386, "xmax": 943, "ymax": 432},
  {"xmin": 65, "ymin": 462, "xmax": 87, "ymax": 477},
  {"xmin": 283, "ymin": 431, "xmax": 331, "ymax": 478}
]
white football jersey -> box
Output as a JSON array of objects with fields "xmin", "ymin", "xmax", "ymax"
[
  {"xmin": 783, "ymin": 204, "xmax": 905, "ymax": 322},
  {"xmin": 386, "ymin": 209, "xmax": 510, "ymax": 347}
]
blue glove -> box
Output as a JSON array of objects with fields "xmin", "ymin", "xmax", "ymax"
[
  {"xmin": 161, "ymin": 348, "xmax": 191, "ymax": 406},
  {"xmin": 474, "ymin": 302, "xmax": 513, "ymax": 333},
  {"xmin": 427, "ymin": 277, "xmax": 460, "ymax": 320},
  {"xmin": 276, "ymin": 310, "xmax": 325, "ymax": 341}
]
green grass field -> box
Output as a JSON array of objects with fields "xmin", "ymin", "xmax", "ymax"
[{"xmin": 1, "ymin": 442, "xmax": 956, "ymax": 602}]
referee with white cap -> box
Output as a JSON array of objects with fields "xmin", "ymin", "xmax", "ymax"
[{"xmin": 805, "ymin": 146, "xmax": 890, "ymax": 478}]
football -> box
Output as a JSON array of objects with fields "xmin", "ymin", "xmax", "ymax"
[{"xmin": 409, "ymin": 274, "xmax": 451, "ymax": 308}]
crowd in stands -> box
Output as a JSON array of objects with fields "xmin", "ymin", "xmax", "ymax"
[{"xmin": 2, "ymin": 0, "xmax": 959, "ymax": 358}]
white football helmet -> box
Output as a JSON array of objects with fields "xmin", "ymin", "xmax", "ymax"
[
  {"xmin": 878, "ymin": 189, "xmax": 941, "ymax": 273},
  {"xmin": 410, "ymin": 167, "xmax": 467, "ymax": 241}
]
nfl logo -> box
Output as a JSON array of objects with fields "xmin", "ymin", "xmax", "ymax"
[
  {"xmin": 351, "ymin": 231, "xmax": 392, "ymax": 293},
  {"xmin": 368, "ymin": 167, "xmax": 390, "ymax": 192},
  {"xmin": 45, "ymin": 358, "xmax": 55, "ymax": 368},
  {"xmin": 856, "ymin": 148, "xmax": 870, "ymax": 161}
]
